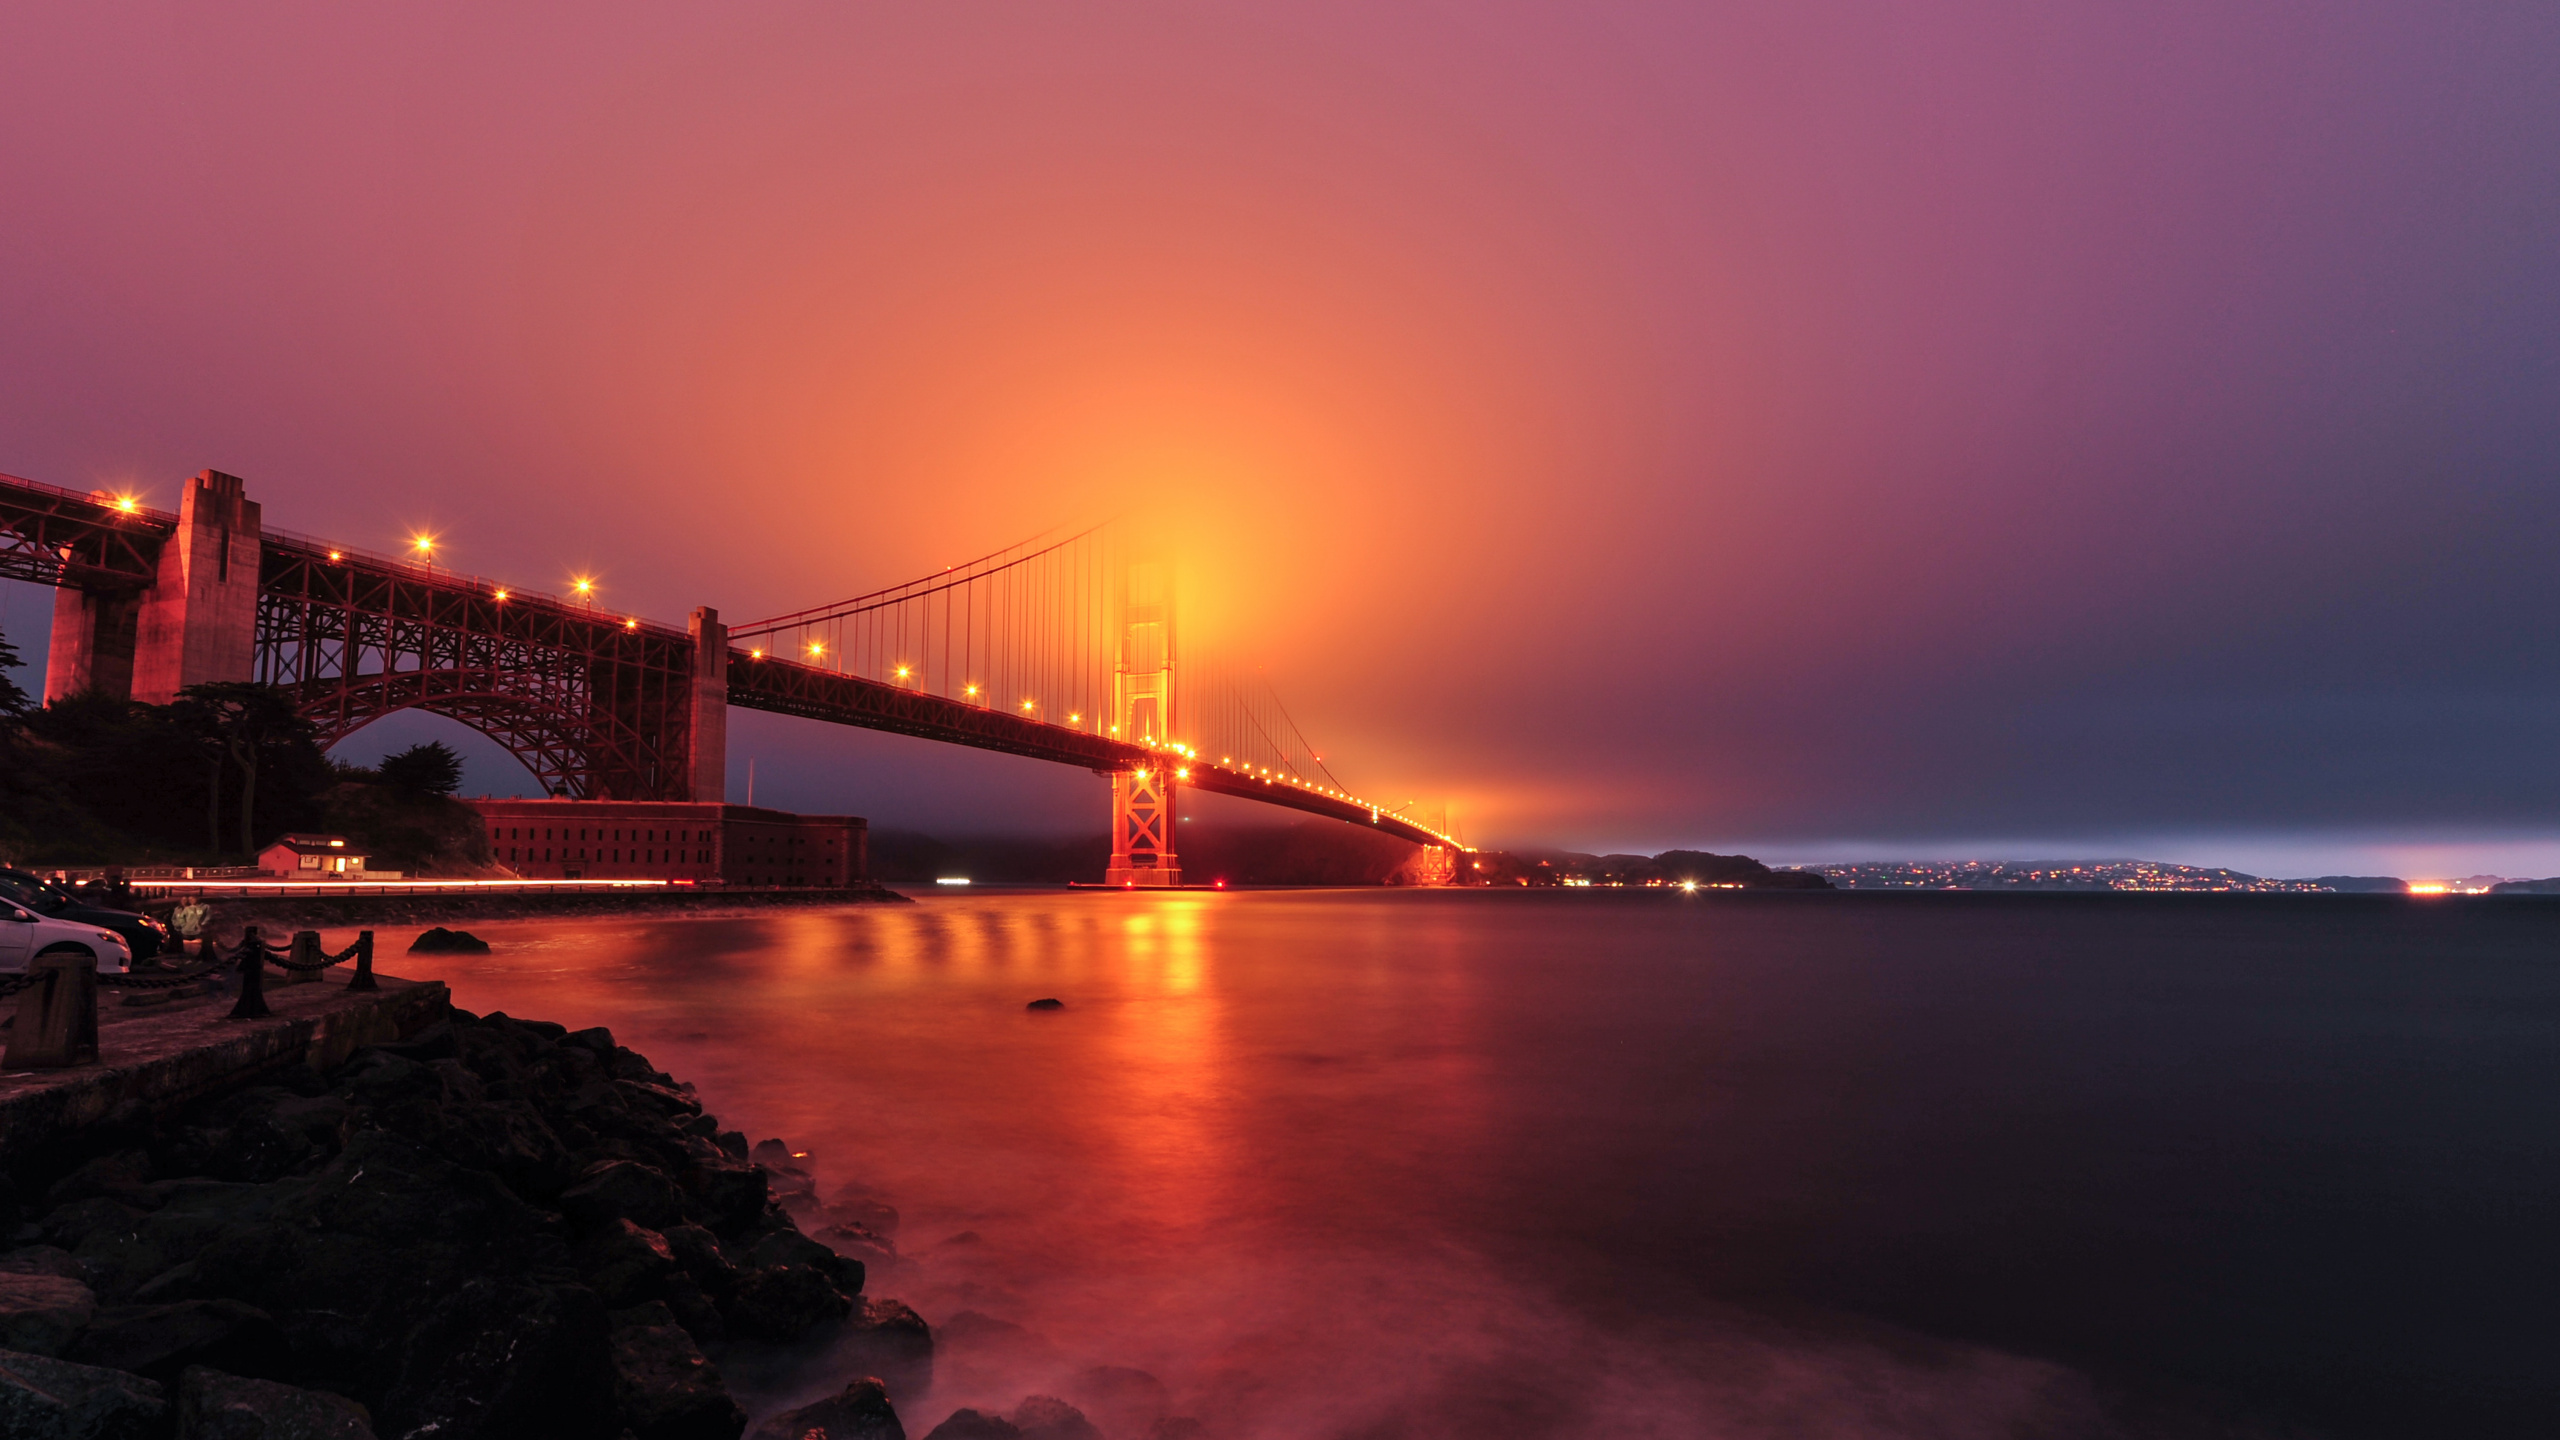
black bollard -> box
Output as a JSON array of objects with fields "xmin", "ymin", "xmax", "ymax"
[
  {"xmin": 285, "ymin": 930, "xmax": 323, "ymax": 985},
  {"xmin": 4, "ymin": 952, "xmax": 100, "ymax": 1069},
  {"xmin": 349, "ymin": 930, "xmax": 378, "ymax": 991},
  {"xmin": 230, "ymin": 926, "xmax": 272, "ymax": 1019}
]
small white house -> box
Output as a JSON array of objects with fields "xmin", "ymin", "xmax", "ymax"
[{"xmin": 257, "ymin": 833, "xmax": 368, "ymax": 879}]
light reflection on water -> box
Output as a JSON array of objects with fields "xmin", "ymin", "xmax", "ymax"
[{"xmin": 317, "ymin": 889, "xmax": 2560, "ymax": 1439}]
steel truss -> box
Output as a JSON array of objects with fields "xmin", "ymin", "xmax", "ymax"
[
  {"xmin": 255, "ymin": 538, "xmax": 694, "ymax": 799},
  {"xmin": 0, "ymin": 475, "xmax": 172, "ymax": 590}
]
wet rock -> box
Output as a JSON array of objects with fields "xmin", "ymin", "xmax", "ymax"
[
  {"xmin": 380, "ymin": 1279, "xmax": 617, "ymax": 1440},
  {"xmin": 687, "ymin": 1160, "xmax": 770, "ymax": 1234},
  {"xmin": 583, "ymin": 1219, "xmax": 681, "ymax": 1307},
  {"xmin": 1008, "ymin": 1396, "xmax": 1103, "ymax": 1440},
  {"xmin": 921, "ymin": 1410, "xmax": 1020, "ymax": 1440},
  {"xmin": 662, "ymin": 1225, "xmax": 740, "ymax": 1297},
  {"xmin": 826, "ymin": 1195, "xmax": 900, "ymax": 1240},
  {"xmin": 407, "ymin": 927, "xmax": 490, "ymax": 953},
  {"xmin": 609, "ymin": 1320, "xmax": 745, "ymax": 1440},
  {"xmin": 747, "ymin": 1377, "xmax": 905, "ymax": 1440},
  {"xmin": 565, "ymin": 1160, "xmax": 691, "ymax": 1232},
  {"xmin": 177, "ymin": 1365, "xmax": 377, "ymax": 1438},
  {"xmin": 0, "ymin": 1271, "xmax": 95, "ymax": 1355},
  {"xmin": 1025, "ymin": 998, "xmax": 1064, "ymax": 1011},
  {"xmin": 44, "ymin": 1150, "xmax": 154, "ymax": 1208},
  {"xmin": 726, "ymin": 1264, "xmax": 851, "ymax": 1341},
  {"xmin": 67, "ymin": 1298, "xmax": 283, "ymax": 1381},
  {"xmin": 1066, "ymin": 1366, "xmax": 1169, "ymax": 1438},
  {"xmin": 839, "ymin": 1297, "xmax": 934, "ymax": 1401},
  {"xmin": 0, "ymin": 1244, "xmax": 88, "ymax": 1279},
  {"xmin": 0, "ymin": 1346, "xmax": 167, "ymax": 1439},
  {"xmin": 748, "ymin": 1228, "xmax": 863, "ymax": 1294},
  {"xmin": 749, "ymin": 1139, "xmax": 809, "ymax": 1170}
]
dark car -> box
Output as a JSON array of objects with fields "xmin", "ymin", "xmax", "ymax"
[{"xmin": 0, "ymin": 869, "xmax": 166, "ymax": 962}]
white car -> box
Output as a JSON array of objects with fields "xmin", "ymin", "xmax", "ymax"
[{"xmin": 0, "ymin": 900, "xmax": 132, "ymax": 973}]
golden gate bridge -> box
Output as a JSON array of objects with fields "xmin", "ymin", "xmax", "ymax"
[{"xmin": 1, "ymin": 468, "xmax": 1466, "ymax": 885}]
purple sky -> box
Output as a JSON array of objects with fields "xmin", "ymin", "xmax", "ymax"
[{"xmin": 4, "ymin": 3, "xmax": 2557, "ymax": 876}]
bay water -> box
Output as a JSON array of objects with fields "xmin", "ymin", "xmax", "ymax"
[{"xmin": 359, "ymin": 890, "xmax": 2560, "ymax": 1438}]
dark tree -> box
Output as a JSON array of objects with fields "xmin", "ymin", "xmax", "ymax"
[
  {"xmin": 171, "ymin": 683, "xmax": 326, "ymax": 857},
  {"xmin": 0, "ymin": 623, "xmax": 29, "ymax": 719},
  {"xmin": 378, "ymin": 740, "xmax": 465, "ymax": 798}
]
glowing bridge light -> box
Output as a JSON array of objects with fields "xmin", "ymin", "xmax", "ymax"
[
  {"xmin": 1175, "ymin": 767, "xmax": 1189, "ymax": 779},
  {"xmin": 1068, "ymin": 712, "xmax": 1080, "ymax": 723},
  {"xmin": 624, "ymin": 618, "xmax": 638, "ymax": 631},
  {"xmin": 327, "ymin": 550, "xmax": 342, "ymax": 562},
  {"xmin": 807, "ymin": 640, "xmax": 824, "ymax": 657},
  {"xmin": 964, "ymin": 683, "xmax": 979, "ymax": 697},
  {"xmin": 1134, "ymin": 768, "xmax": 1149, "ymax": 780},
  {"xmin": 113, "ymin": 495, "xmax": 138, "ymax": 514},
  {"xmin": 1022, "ymin": 700, "xmax": 1036, "ymax": 711},
  {"xmin": 492, "ymin": 588, "xmax": 508, "ymax": 601},
  {"xmin": 749, "ymin": 648, "xmax": 764, "ymax": 660},
  {"xmin": 894, "ymin": 665, "xmax": 911, "ymax": 680},
  {"xmin": 411, "ymin": 535, "xmax": 435, "ymax": 556}
]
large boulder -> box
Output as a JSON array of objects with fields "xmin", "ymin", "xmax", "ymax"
[
  {"xmin": 0, "ymin": 1346, "xmax": 167, "ymax": 1439},
  {"xmin": 67, "ymin": 1298, "xmax": 283, "ymax": 1381},
  {"xmin": 748, "ymin": 1377, "xmax": 905, "ymax": 1440},
  {"xmin": 0, "ymin": 1271, "xmax": 95, "ymax": 1356},
  {"xmin": 581, "ymin": 1219, "xmax": 681, "ymax": 1307},
  {"xmin": 177, "ymin": 1365, "xmax": 376, "ymax": 1438},
  {"xmin": 1008, "ymin": 1396, "xmax": 1104, "ymax": 1440},
  {"xmin": 379, "ymin": 1280, "xmax": 617, "ymax": 1440},
  {"xmin": 610, "ymin": 1320, "xmax": 746, "ymax": 1440},
  {"xmin": 921, "ymin": 1411, "xmax": 1020, "ymax": 1440},
  {"xmin": 562, "ymin": 1161, "xmax": 690, "ymax": 1232},
  {"xmin": 726, "ymin": 1264, "xmax": 851, "ymax": 1342},
  {"xmin": 839, "ymin": 1298, "xmax": 934, "ymax": 1402}
]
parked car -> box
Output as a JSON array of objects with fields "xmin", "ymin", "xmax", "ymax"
[
  {"xmin": 0, "ymin": 870, "xmax": 166, "ymax": 962},
  {"xmin": 0, "ymin": 899, "xmax": 133, "ymax": 973}
]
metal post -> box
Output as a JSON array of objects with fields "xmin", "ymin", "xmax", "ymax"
[
  {"xmin": 284, "ymin": 930, "xmax": 323, "ymax": 985},
  {"xmin": 3, "ymin": 953, "xmax": 100, "ymax": 1069},
  {"xmin": 229, "ymin": 926, "xmax": 271, "ymax": 1019},
  {"xmin": 349, "ymin": 929, "xmax": 377, "ymax": 991}
]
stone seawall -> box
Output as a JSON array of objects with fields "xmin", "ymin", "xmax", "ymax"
[{"xmin": 0, "ymin": 975, "xmax": 449, "ymax": 1161}]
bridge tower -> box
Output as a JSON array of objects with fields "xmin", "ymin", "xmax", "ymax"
[
  {"xmin": 1104, "ymin": 549, "xmax": 1180, "ymax": 887},
  {"xmin": 47, "ymin": 469, "xmax": 261, "ymax": 705}
]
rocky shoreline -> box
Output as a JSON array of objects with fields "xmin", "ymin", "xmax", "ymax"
[{"xmin": 0, "ymin": 1005, "xmax": 941, "ymax": 1439}]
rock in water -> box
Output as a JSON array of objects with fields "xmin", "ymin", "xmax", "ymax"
[
  {"xmin": 1008, "ymin": 1396, "xmax": 1104, "ymax": 1440},
  {"xmin": 1024, "ymin": 998, "xmax": 1064, "ymax": 1011},
  {"xmin": 0, "ymin": 1272, "xmax": 95, "ymax": 1356},
  {"xmin": 179, "ymin": 1365, "xmax": 378, "ymax": 1438},
  {"xmin": 922, "ymin": 1410, "xmax": 1021, "ymax": 1440},
  {"xmin": 608, "ymin": 1320, "xmax": 745, "ymax": 1440},
  {"xmin": 0, "ymin": 1347, "xmax": 167, "ymax": 1439},
  {"xmin": 407, "ymin": 927, "xmax": 492, "ymax": 954},
  {"xmin": 748, "ymin": 1377, "xmax": 905, "ymax": 1440}
]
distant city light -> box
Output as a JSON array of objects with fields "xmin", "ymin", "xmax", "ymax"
[{"xmin": 935, "ymin": 877, "xmax": 971, "ymax": 886}]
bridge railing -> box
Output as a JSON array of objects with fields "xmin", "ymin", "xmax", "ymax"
[{"xmin": 259, "ymin": 526, "xmax": 693, "ymax": 641}]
